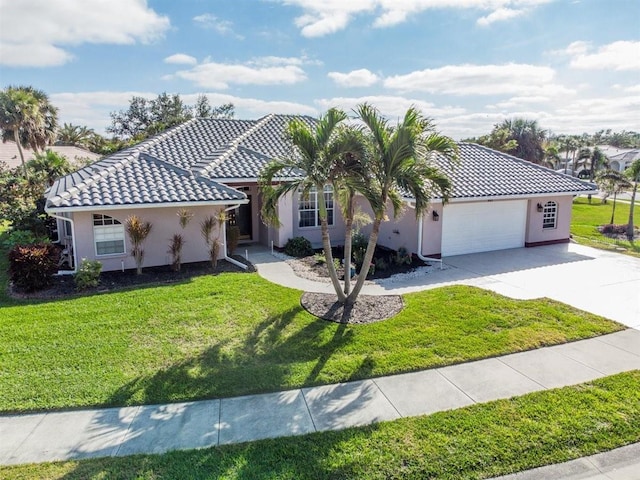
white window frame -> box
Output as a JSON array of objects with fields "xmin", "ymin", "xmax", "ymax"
[
  {"xmin": 542, "ymin": 201, "xmax": 558, "ymax": 229},
  {"xmin": 298, "ymin": 185, "xmax": 334, "ymax": 228},
  {"xmin": 93, "ymin": 214, "xmax": 126, "ymax": 256}
]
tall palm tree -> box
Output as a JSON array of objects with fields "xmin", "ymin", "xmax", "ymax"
[
  {"xmin": 0, "ymin": 86, "xmax": 58, "ymax": 177},
  {"xmin": 27, "ymin": 150, "xmax": 73, "ymax": 186},
  {"xmin": 347, "ymin": 104, "xmax": 455, "ymax": 305},
  {"xmin": 596, "ymin": 170, "xmax": 631, "ymax": 224},
  {"xmin": 625, "ymin": 159, "xmax": 640, "ymax": 239},
  {"xmin": 260, "ymin": 108, "xmax": 354, "ymax": 302},
  {"xmin": 498, "ymin": 118, "xmax": 545, "ymax": 164}
]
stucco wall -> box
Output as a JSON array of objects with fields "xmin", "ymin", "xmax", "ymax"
[
  {"xmin": 70, "ymin": 205, "xmax": 226, "ymax": 272},
  {"xmin": 524, "ymin": 195, "xmax": 573, "ymax": 245}
]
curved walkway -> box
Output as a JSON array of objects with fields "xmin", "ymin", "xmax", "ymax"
[{"xmin": 246, "ymin": 242, "xmax": 640, "ymax": 330}]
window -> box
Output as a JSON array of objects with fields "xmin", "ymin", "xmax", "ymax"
[
  {"xmin": 542, "ymin": 201, "xmax": 557, "ymax": 229},
  {"xmin": 298, "ymin": 186, "xmax": 334, "ymax": 228},
  {"xmin": 93, "ymin": 214, "xmax": 125, "ymax": 255}
]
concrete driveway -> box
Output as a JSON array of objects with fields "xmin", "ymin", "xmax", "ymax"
[
  {"xmin": 250, "ymin": 243, "xmax": 640, "ymax": 330},
  {"xmin": 386, "ymin": 243, "xmax": 640, "ymax": 330}
]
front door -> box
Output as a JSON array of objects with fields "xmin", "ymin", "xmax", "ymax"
[{"xmin": 227, "ymin": 195, "xmax": 252, "ymax": 240}]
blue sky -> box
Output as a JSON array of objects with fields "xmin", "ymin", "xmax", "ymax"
[{"xmin": 1, "ymin": 0, "xmax": 638, "ymax": 139}]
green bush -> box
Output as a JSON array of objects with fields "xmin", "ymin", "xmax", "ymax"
[
  {"xmin": 284, "ymin": 236, "xmax": 314, "ymax": 257},
  {"xmin": 2, "ymin": 229, "xmax": 49, "ymax": 249},
  {"xmin": 8, "ymin": 243, "xmax": 60, "ymax": 292},
  {"xmin": 394, "ymin": 246, "xmax": 412, "ymax": 266},
  {"xmin": 74, "ymin": 258, "xmax": 102, "ymax": 290},
  {"xmin": 226, "ymin": 225, "xmax": 240, "ymax": 255},
  {"xmin": 352, "ymin": 232, "xmax": 369, "ymax": 269}
]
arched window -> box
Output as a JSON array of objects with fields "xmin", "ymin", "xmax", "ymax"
[
  {"xmin": 542, "ymin": 201, "xmax": 557, "ymax": 229},
  {"xmin": 93, "ymin": 214, "xmax": 125, "ymax": 255}
]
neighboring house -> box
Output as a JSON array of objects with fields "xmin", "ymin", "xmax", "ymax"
[
  {"xmin": 0, "ymin": 140, "xmax": 101, "ymax": 169},
  {"xmin": 597, "ymin": 145, "xmax": 640, "ymax": 173},
  {"xmin": 45, "ymin": 115, "xmax": 596, "ymax": 272}
]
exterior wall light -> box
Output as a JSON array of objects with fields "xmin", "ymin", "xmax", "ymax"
[
  {"xmin": 537, "ymin": 203, "xmax": 543, "ymax": 212},
  {"xmin": 432, "ymin": 211, "xmax": 440, "ymax": 221}
]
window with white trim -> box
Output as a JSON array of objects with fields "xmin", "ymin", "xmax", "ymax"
[
  {"xmin": 298, "ymin": 186, "xmax": 334, "ymax": 228},
  {"xmin": 93, "ymin": 214, "xmax": 125, "ymax": 255},
  {"xmin": 542, "ymin": 201, "xmax": 557, "ymax": 229}
]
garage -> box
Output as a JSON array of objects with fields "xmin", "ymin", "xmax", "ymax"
[{"xmin": 441, "ymin": 199, "xmax": 527, "ymax": 256}]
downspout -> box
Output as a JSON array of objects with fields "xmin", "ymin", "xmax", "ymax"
[
  {"xmin": 46, "ymin": 211, "xmax": 78, "ymax": 275},
  {"xmin": 222, "ymin": 204, "xmax": 248, "ymax": 270},
  {"xmin": 408, "ymin": 202, "xmax": 443, "ymax": 269}
]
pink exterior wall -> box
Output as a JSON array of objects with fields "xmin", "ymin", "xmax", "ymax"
[
  {"xmin": 524, "ymin": 195, "xmax": 573, "ymax": 245},
  {"xmin": 70, "ymin": 205, "xmax": 227, "ymax": 272}
]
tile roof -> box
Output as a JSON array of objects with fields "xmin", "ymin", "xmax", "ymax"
[
  {"xmin": 427, "ymin": 143, "xmax": 596, "ymax": 200},
  {"xmin": 0, "ymin": 140, "xmax": 101, "ymax": 169},
  {"xmin": 46, "ymin": 116, "xmax": 595, "ymax": 211}
]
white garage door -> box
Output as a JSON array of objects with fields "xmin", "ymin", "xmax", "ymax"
[{"xmin": 442, "ymin": 200, "xmax": 527, "ymax": 256}]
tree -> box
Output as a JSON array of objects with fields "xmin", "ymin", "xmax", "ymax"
[
  {"xmin": 260, "ymin": 108, "xmax": 355, "ymax": 303},
  {"xmin": 596, "ymin": 170, "xmax": 631, "ymax": 224},
  {"xmin": 125, "ymin": 215, "xmax": 153, "ymax": 275},
  {"xmin": 589, "ymin": 147, "xmax": 608, "ymax": 181},
  {"xmin": 57, "ymin": 123, "xmax": 95, "ymax": 148},
  {"xmin": 194, "ymin": 94, "xmax": 235, "ymax": 119},
  {"xmin": 27, "ymin": 150, "xmax": 73, "ymax": 186},
  {"xmin": 0, "ymin": 86, "xmax": 58, "ymax": 177},
  {"xmin": 347, "ymin": 104, "xmax": 455, "ymax": 305},
  {"xmin": 625, "ymin": 159, "xmax": 640, "ymax": 239},
  {"xmin": 472, "ymin": 118, "xmax": 545, "ymax": 164}
]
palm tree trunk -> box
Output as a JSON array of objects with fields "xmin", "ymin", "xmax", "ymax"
[
  {"xmin": 342, "ymin": 194, "xmax": 354, "ymax": 295},
  {"xmin": 317, "ymin": 186, "xmax": 346, "ymax": 303},
  {"xmin": 14, "ymin": 130, "xmax": 28, "ymax": 177},
  {"xmin": 627, "ymin": 182, "xmax": 637, "ymax": 240},
  {"xmin": 346, "ymin": 217, "xmax": 381, "ymax": 306},
  {"xmin": 610, "ymin": 191, "xmax": 618, "ymax": 225}
]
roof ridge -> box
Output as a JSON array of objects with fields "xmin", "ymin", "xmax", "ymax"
[
  {"xmin": 193, "ymin": 114, "xmax": 275, "ymax": 177},
  {"xmin": 49, "ymin": 119, "xmax": 198, "ymax": 206}
]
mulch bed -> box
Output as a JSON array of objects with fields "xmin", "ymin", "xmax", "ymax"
[
  {"xmin": 8, "ymin": 257, "xmax": 254, "ymax": 300},
  {"xmin": 301, "ymin": 292, "xmax": 404, "ymax": 324}
]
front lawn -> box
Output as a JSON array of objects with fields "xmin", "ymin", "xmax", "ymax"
[
  {"xmin": 0, "ymin": 268, "xmax": 621, "ymax": 413},
  {"xmin": 571, "ymin": 196, "xmax": 639, "ymax": 256},
  {"xmin": 3, "ymin": 371, "xmax": 639, "ymax": 480}
]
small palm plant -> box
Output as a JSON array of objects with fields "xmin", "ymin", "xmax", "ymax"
[
  {"xmin": 168, "ymin": 208, "xmax": 193, "ymax": 271},
  {"xmin": 200, "ymin": 215, "xmax": 220, "ymax": 267},
  {"xmin": 125, "ymin": 215, "xmax": 152, "ymax": 274}
]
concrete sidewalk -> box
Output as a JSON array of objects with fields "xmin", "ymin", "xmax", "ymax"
[{"xmin": 2, "ymin": 329, "xmax": 639, "ymax": 466}]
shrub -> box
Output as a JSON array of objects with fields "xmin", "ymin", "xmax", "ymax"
[
  {"xmin": 352, "ymin": 232, "xmax": 369, "ymax": 269},
  {"xmin": 2, "ymin": 229, "xmax": 49, "ymax": 250},
  {"xmin": 125, "ymin": 215, "xmax": 152, "ymax": 275},
  {"xmin": 74, "ymin": 259, "xmax": 102, "ymax": 290},
  {"xmin": 374, "ymin": 256, "xmax": 389, "ymax": 272},
  {"xmin": 8, "ymin": 243, "xmax": 60, "ymax": 292},
  {"xmin": 210, "ymin": 239, "xmax": 221, "ymax": 268},
  {"xmin": 394, "ymin": 246, "xmax": 412, "ymax": 266},
  {"xmin": 284, "ymin": 236, "xmax": 314, "ymax": 257},
  {"xmin": 168, "ymin": 234, "xmax": 184, "ymax": 272},
  {"xmin": 599, "ymin": 224, "xmax": 628, "ymax": 235},
  {"xmin": 226, "ymin": 225, "xmax": 240, "ymax": 255}
]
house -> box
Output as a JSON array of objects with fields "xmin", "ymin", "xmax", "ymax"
[
  {"xmin": 45, "ymin": 115, "xmax": 596, "ymax": 272},
  {"xmin": 597, "ymin": 145, "xmax": 640, "ymax": 173},
  {"xmin": 0, "ymin": 140, "xmax": 101, "ymax": 169}
]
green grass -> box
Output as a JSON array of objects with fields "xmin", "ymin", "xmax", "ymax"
[
  {"xmin": 0, "ymin": 270, "xmax": 622, "ymax": 413},
  {"xmin": 3, "ymin": 371, "xmax": 639, "ymax": 480},
  {"xmin": 571, "ymin": 196, "xmax": 639, "ymax": 256}
]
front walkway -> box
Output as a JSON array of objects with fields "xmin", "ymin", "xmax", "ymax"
[
  {"xmin": 2, "ymin": 329, "xmax": 639, "ymax": 466},
  {"xmin": 246, "ymin": 242, "xmax": 640, "ymax": 330}
]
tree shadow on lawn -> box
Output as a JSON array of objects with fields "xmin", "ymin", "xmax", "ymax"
[{"xmin": 51, "ymin": 305, "xmax": 379, "ymax": 474}]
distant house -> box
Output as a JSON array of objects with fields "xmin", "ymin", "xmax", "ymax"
[
  {"xmin": 45, "ymin": 115, "xmax": 595, "ymax": 272},
  {"xmin": 0, "ymin": 140, "xmax": 101, "ymax": 169},
  {"xmin": 598, "ymin": 145, "xmax": 640, "ymax": 172}
]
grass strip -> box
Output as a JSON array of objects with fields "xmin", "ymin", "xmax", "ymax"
[{"xmin": 3, "ymin": 370, "xmax": 639, "ymax": 480}]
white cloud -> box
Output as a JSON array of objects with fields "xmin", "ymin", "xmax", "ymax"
[
  {"xmin": 328, "ymin": 69, "xmax": 380, "ymax": 87},
  {"xmin": 624, "ymin": 85, "xmax": 640, "ymax": 93},
  {"xmin": 247, "ymin": 55, "xmax": 323, "ymax": 67},
  {"xmin": 0, "ymin": 0, "xmax": 169, "ymax": 67},
  {"xmin": 491, "ymin": 95, "xmax": 551, "ymax": 109},
  {"xmin": 315, "ymin": 95, "xmax": 466, "ymax": 120},
  {"xmin": 477, "ymin": 8, "xmax": 526, "ymax": 26},
  {"xmin": 565, "ymin": 40, "xmax": 640, "ymax": 71},
  {"xmin": 193, "ymin": 13, "xmax": 244, "ymax": 39},
  {"xmin": 278, "ymin": 0, "xmax": 550, "ymax": 37},
  {"xmin": 384, "ymin": 63, "xmax": 573, "ymax": 97},
  {"xmin": 163, "ymin": 54, "xmax": 197, "ymax": 65},
  {"xmin": 171, "ymin": 59, "xmax": 308, "ymax": 89}
]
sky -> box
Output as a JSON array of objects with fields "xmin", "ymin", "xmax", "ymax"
[{"xmin": 0, "ymin": 0, "xmax": 639, "ymax": 140}]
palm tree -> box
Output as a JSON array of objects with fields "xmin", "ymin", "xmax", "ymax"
[
  {"xmin": 20, "ymin": 86, "xmax": 58, "ymax": 152},
  {"xmin": 27, "ymin": 150, "xmax": 73, "ymax": 186},
  {"xmin": 260, "ymin": 108, "xmax": 354, "ymax": 302},
  {"xmin": 498, "ymin": 118, "xmax": 545, "ymax": 164},
  {"xmin": 0, "ymin": 86, "xmax": 41, "ymax": 176},
  {"xmin": 589, "ymin": 147, "xmax": 608, "ymax": 181},
  {"xmin": 57, "ymin": 123, "xmax": 94, "ymax": 148},
  {"xmin": 625, "ymin": 159, "xmax": 640, "ymax": 239},
  {"xmin": 347, "ymin": 104, "xmax": 455, "ymax": 305},
  {"xmin": 596, "ymin": 170, "xmax": 631, "ymax": 224}
]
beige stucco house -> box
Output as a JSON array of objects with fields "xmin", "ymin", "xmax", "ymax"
[{"xmin": 45, "ymin": 114, "xmax": 596, "ymax": 273}]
